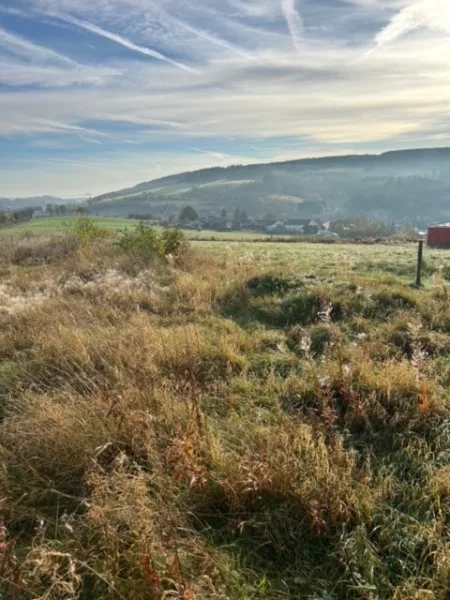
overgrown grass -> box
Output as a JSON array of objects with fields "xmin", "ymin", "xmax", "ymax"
[{"xmin": 0, "ymin": 234, "xmax": 450, "ymax": 599}]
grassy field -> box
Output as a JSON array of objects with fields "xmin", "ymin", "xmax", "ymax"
[
  {"xmin": 1, "ymin": 229, "xmax": 450, "ymax": 599},
  {"xmin": 0, "ymin": 216, "xmax": 140, "ymax": 235},
  {"xmin": 198, "ymin": 240, "xmax": 450, "ymax": 284},
  {"xmin": 0, "ymin": 217, "xmax": 281, "ymax": 241}
]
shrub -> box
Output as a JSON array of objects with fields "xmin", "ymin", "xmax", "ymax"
[
  {"xmin": 116, "ymin": 223, "xmax": 186, "ymax": 263},
  {"xmin": 66, "ymin": 218, "xmax": 110, "ymax": 245}
]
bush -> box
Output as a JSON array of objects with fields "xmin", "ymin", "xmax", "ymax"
[
  {"xmin": 66, "ymin": 218, "xmax": 110, "ymax": 245},
  {"xmin": 116, "ymin": 223, "xmax": 186, "ymax": 264}
]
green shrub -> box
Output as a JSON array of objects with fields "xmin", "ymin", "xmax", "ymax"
[
  {"xmin": 66, "ymin": 218, "xmax": 110, "ymax": 245},
  {"xmin": 116, "ymin": 223, "xmax": 186, "ymax": 263}
]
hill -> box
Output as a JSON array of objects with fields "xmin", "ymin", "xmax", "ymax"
[
  {"xmin": 91, "ymin": 147, "xmax": 450, "ymax": 222},
  {"xmin": 0, "ymin": 195, "xmax": 87, "ymax": 211}
]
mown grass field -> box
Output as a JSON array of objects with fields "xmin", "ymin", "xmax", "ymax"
[{"xmin": 1, "ymin": 225, "xmax": 450, "ymax": 599}]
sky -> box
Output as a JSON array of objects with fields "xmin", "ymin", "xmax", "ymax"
[{"xmin": 1, "ymin": 0, "xmax": 450, "ymax": 197}]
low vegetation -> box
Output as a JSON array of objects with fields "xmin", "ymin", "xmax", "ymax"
[{"xmin": 0, "ymin": 223, "xmax": 450, "ymax": 599}]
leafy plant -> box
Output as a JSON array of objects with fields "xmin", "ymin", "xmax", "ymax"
[
  {"xmin": 65, "ymin": 217, "xmax": 110, "ymax": 245},
  {"xmin": 116, "ymin": 222, "xmax": 186, "ymax": 263}
]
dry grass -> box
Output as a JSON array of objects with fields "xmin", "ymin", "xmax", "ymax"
[{"xmin": 0, "ymin": 233, "xmax": 449, "ymax": 599}]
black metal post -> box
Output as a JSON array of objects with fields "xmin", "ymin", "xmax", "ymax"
[{"xmin": 416, "ymin": 240, "xmax": 424, "ymax": 287}]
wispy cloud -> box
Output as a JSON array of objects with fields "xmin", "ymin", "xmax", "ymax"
[
  {"xmin": 280, "ymin": 0, "xmax": 304, "ymax": 51},
  {"xmin": 78, "ymin": 135, "xmax": 103, "ymax": 144},
  {"xmin": 58, "ymin": 14, "xmax": 199, "ymax": 73},
  {"xmin": 166, "ymin": 13, "xmax": 254, "ymax": 60},
  {"xmin": 191, "ymin": 147, "xmax": 234, "ymax": 160},
  {"xmin": 0, "ymin": 26, "xmax": 76, "ymax": 65},
  {"xmin": 0, "ymin": 6, "xmax": 29, "ymax": 18},
  {"xmin": 0, "ymin": 58, "xmax": 120, "ymax": 88},
  {"xmin": 374, "ymin": 0, "xmax": 450, "ymax": 48},
  {"xmin": 30, "ymin": 119, "xmax": 111, "ymax": 137}
]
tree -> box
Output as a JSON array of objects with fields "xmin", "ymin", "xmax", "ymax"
[
  {"xmin": 179, "ymin": 205, "xmax": 199, "ymax": 222},
  {"xmin": 232, "ymin": 207, "xmax": 248, "ymax": 222},
  {"xmin": 220, "ymin": 208, "xmax": 227, "ymax": 219},
  {"xmin": 264, "ymin": 212, "xmax": 276, "ymax": 223},
  {"xmin": 0, "ymin": 212, "xmax": 11, "ymax": 225},
  {"xmin": 12, "ymin": 208, "xmax": 33, "ymax": 223}
]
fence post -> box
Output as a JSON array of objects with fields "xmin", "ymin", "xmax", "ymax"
[{"xmin": 416, "ymin": 240, "xmax": 424, "ymax": 287}]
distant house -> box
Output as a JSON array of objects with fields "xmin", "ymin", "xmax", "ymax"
[
  {"xmin": 316, "ymin": 230, "xmax": 339, "ymax": 240},
  {"xmin": 285, "ymin": 219, "xmax": 321, "ymax": 234},
  {"xmin": 252, "ymin": 219, "xmax": 278, "ymax": 233},
  {"xmin": 201, "ymin": 216, "xmax": 228, "ymax": 231},
  {"xmin": 428, "ymin": 224, "xmax": 450, "ymax": 248},
  {"xmin": 267, "ymin": 219, "xmax": 321, "ymax": 236},
  {"xmin": 285, "ymin": 225, "xmax": 306, "ymax": 235},
  {"xmin": 267, "ymin": 221, "xmax": 287, "ymax": 235}
]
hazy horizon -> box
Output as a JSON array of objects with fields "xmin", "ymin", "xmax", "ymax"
[{"xmin": 2, "ymin": 0, "xmax": 450, "ymax": 197}]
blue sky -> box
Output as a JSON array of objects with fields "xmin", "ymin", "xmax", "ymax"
[{"xmin": 1, "ymin": 0, "xmax": 450, "ymax": 197}]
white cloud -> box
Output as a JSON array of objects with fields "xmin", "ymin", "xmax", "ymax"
[
  {"xmin": 1, "ymin": 35, "xmax": 450, "ymax": 144},
  {"xmin": 0, "ymin": 58, "xmax": 121, "ymax": 87},
  {"xmin": 374, "ymin": 0, "xmax": 450, "ymax": 47},
  {"xmin": 58, "ymin": 14, "xmax": 198, "ymax": 72},
  {"xmin": 280, "ymin": 0, "xmax": 304, "ymax": 51},
  {"xmin": 0, "ymin": 26, "xmax": 76, "ymax": 65},
  {"xmin": 161, "ymin": 13, "xmax": 254, "ymax": 60}
]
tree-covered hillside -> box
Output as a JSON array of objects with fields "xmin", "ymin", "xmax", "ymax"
[{"xmin": 91, "ymin": 147, "xmax": 450, "ymax": 222}]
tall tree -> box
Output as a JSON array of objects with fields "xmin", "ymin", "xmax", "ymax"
[{"xmin": 179, "ymin": 205, "xmax": 199, "ymax": 222}]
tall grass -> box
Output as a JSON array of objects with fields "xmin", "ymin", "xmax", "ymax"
[{"xmin": 0, "ymin": 234, "xmax": 449, "ymax": 599}]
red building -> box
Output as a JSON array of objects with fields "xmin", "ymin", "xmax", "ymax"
[{"xmin": 428, "ymin": 225, "xmax": 450, "ymax": 248}]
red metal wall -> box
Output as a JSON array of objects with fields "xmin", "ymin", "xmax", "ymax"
[{"xmin": 428, "ymin": 227, "xmax": 450, "ymax": 248}]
